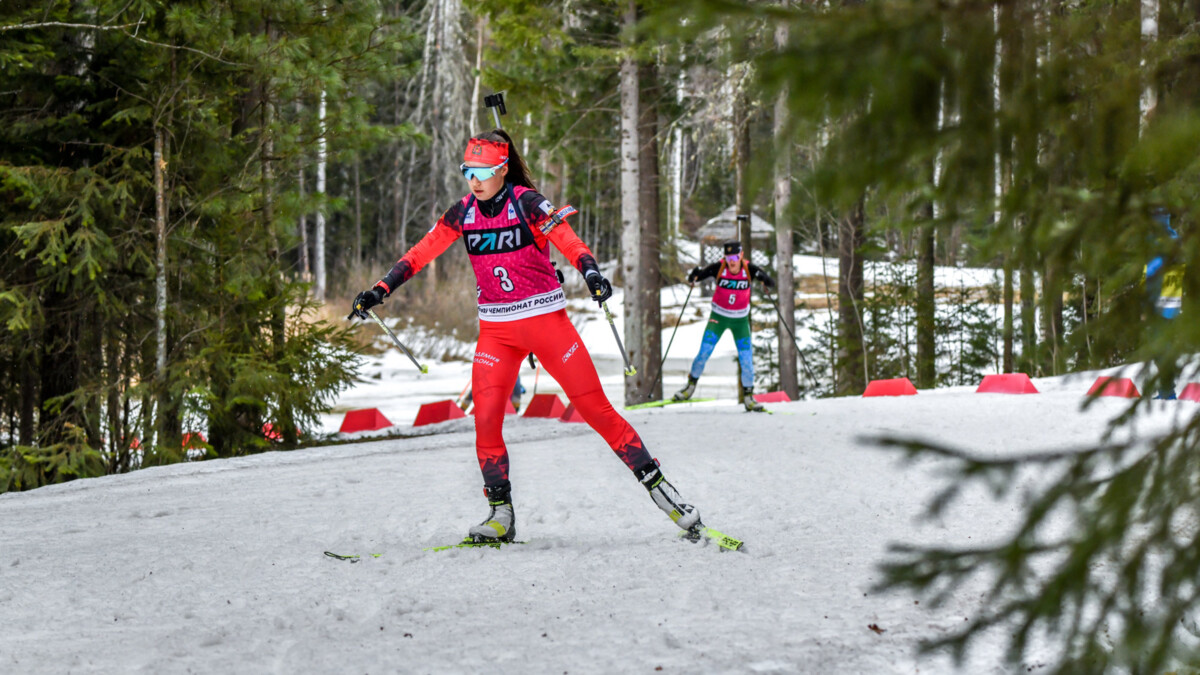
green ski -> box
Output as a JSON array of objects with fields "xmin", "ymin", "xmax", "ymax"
[
  {"xmin": 424, "ymin": 539, "xmax": 527, "ymax": 553},
  {"xmin": 625, "ymin": 397, "xmax": 715, "ymax": 410},
  {"xmin": 324, "ymin": 551, "xmax": 382, "ymax": 563},
  {"xmin": 680, "ymin": 526, "xmax": 745, "ymax": 552}
]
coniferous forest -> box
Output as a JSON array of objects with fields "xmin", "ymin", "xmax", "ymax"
[{"xmin": 8, "ymin": 0, "xmax": 1200, "ymax": 670}]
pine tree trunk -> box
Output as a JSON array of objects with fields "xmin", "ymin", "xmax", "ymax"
[
  {"xmin": 635, "ymin": 60, "xmax": 662, "ymax": 403},
  {"xmin": 298, "ymin": 165, "xmax": 310, "ymax": 278},
  {"xmin": 837, "ymin": 198, "xmax": 867, "ymax": 395},
  {"xmin": 916, "ymin": 220, "xmax": 936, "ymax": 388},
  {"xmin": 1003, "ymin": 261, "xmax": 1014, "ymax": 372},
  {"xmin": 354, "ymin": 157, "xmax": 363, "ymax": 271},
  {"xmin": 1019, "ymin": 262, "xmax": 1037, "ymax": 375},
  {"xmin": 19, "ymin": 354, "xmax": 35, "ymax": 446},
  {"xmin": 773, "ymin": 18, "xmax": 798, "ymax": 399}
]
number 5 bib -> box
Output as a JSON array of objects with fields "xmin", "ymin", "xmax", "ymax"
[{"xmin": 711, "ymin": 267, "xmax": 751, "ymax": 318}]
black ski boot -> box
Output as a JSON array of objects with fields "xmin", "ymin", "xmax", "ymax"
[
  {"xmin": 635, "ymin": 461, "xmax": 701, "ymax": 531},
  {"xmin": 467, "ymin": 483, "xmax": 516, "ymax": 542}
]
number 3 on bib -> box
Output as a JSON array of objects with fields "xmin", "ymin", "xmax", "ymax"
[{"xmin": 493, "ymin": 266, "xmax": 514, "ymax": 292}]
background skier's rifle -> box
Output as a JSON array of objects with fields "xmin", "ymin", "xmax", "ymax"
[{"xmin": 484, "ymin": 91, "xmax": 506, "ymax": 129}]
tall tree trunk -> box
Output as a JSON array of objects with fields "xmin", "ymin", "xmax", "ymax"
[
  {"xmin": 916, "ymin": 220, "xmax": 936, "ymax": 388},
  {"xmin": 1019, "ymin": 262, "xmax": 1037, "ymax": 375},
  {"xmin": 618, "ymin": 0, "xmax": 642, "ymax": 406},
  {"xmin": 837, "ymin": 198, "xmax": 867, "ymax": 396},
  {"xmin": 734, "ymin": 69, "xmax": 752, "ymax": 402},
  {"xmin": 314, "ymin": 84, "xmax": 328, "ymax": 301},
  {"xmin": 38, "ymin": 289, "xmax": 81, "ymax": 446},
  {"xmin": 1003, "ymin": 262, "xmax": 1014, "ymax": 372},
  {"xmin": 773, "ymin": 16, "xmax": 798, "ymax": 399},
  {"xmin": 19, "ymin": 350, "xmax": 35, "ymax": 446},
  {"xmin": 153, "ymin": 126, "xmax": 168, "ymax": 449},
  {"xmin": 1041, "ymin": 262, "xmax": 1063, "ymax": 375},
  {"xmin": 1140, "ymin": 0, "xmax": 1158, "ymax": 132},
  {"xmin": 353, "ymin": 157, "xmax": 363, "ymax": 271},
  {"xmin": 634, "ymin": 60, "xmax": 662, "ymax": 403}
]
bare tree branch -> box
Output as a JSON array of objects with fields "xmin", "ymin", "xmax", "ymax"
[{"xmin": 0, "ymin": 21, "xmax": 142, "ymax": 32}]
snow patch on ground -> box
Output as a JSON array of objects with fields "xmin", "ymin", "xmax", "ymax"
[{"xmin": 3, "ymin": 372, "xmax": 1190, "ymax": 673}]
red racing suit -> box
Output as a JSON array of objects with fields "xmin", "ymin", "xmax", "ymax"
[{"xmin": 375, "ymin": 184, "xmax": 652, "ymax": 487}]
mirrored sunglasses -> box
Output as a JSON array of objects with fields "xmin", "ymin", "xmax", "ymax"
[
  {"xmin": 725, "ymin": 254, "xmax": 741, "ymax": 263},
  {"xmin": 460, "ymin": 159, "xmax": 508, "ymax": 181}
]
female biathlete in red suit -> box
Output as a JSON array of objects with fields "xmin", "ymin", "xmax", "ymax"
[{"xmin": 351, "ymin": 130, "xmax": 701, "ymax": 543}]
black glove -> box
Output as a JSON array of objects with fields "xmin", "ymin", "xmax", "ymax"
[
  {"xmin": 584, "ymin": 269, "xmax": 613, "ymax": 304},
  {"xmin": 753, "ymin": 266, "xmax": 772, "ymax": 288},
  {"xmin": 348, "ymin": 287, "xmax": 384, "ymax": 320},
  {"xmin": 686, "ymin": 266, "xmax": 702, "ymax": 284}
]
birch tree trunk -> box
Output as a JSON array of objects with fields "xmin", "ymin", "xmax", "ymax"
[
  {"xmin": 618, "ymin": 0, "xmax": 642, "ymax": 406},
  {"xmin": 773, "ymin": 17, "xmax": 798, "ymax": 399},
  {"xmin": 314, "ymin": 86, "xmax": 328, "ymax": 300},
  {"xmin": 153, "ymin": 125, "xmax": 167, "ymax": 448},
  {"xmin": 1140, "ymin": 0, "xmax": 1158, "ymax": 131}
]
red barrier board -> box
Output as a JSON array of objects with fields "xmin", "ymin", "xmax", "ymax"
[
  {"xmin": 523, "ymin": 393, "xmax": 566, "ymax": 418},
  {"xmin": 862, "ymin": 378, "xmax": 918, "ymax": 397},
  {"xmin": 411, "ymin": 401, "xmax": 465, "ymax": 427},
  {"xmin": 1086, "ymin": 376, "xmax": 1140, "ymax": 398},
  {"xmin": 975, "ymin": 373, "xmax": 1039, "ymax": 394},
  {"xmin": 559, "ymin": 402, "xmax": 587, "ymax": 423}
]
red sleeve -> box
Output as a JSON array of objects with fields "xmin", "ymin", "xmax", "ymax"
[
  {"xmin": 545, "ymin": 219, "xmax": 597, "ymax": 273},
  {"xmin": 375, "ymin": 206, "xmax": 463, "ymax": 294},
  {"xmin": 401, "ymin": 218, "xmax": 461, "ymax": 274}
]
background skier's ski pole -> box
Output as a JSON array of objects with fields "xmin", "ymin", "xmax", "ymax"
[
  {"xmin": 764, "ymin": 291, "xmax": 819, "ymax": 388},
  {"xmin": 366, "ymin": 309, "xmax": 429, "ymax": 374},
  {"xmin": 644, "ymin": 283, "xmax": 694, "ymax": 400},
  {"xmin": 598, "ymin": 300, "xmax": 637, "ymax": 377}
]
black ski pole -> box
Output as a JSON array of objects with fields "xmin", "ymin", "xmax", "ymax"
[
  {"xmin": 763, "ymin": 290, "xmax": 819, "ymax": 388},
  {"xmin": 366, "ymin": 308, "xmax": 429, "ymax": 374},
  {"xmin": 644, "ymin": 283, "xmax": 695, "ymax": 400}
]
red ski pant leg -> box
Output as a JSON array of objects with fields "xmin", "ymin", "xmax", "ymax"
[
  {"xmin": 525, "ymin": 311, "xmax": 653, "ymax": 472},
  {"xmin": 472, "ymin": 325, "xmax": 526, "ymax": 487}
]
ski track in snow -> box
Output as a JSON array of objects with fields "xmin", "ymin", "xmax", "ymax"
[{"xmin": 3, "ymin": 372, "xmax": 1189, "ymax": 674}]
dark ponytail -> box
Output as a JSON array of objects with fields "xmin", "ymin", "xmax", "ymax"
[{"xmin": 474, "ymin": 129, "xmax": 537, "ymax": 192}]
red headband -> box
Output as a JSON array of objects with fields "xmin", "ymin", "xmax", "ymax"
[{"xmin": 463, "ymin": 138, "xmax": 509, "ymax": 166}]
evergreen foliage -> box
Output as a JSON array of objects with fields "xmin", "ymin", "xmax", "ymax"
[
  {"xmin": 0, "ymin": 0, "xmax": 415, "ymax": 489},
  {"xmin": 665, "ymin": 0, "xmax": 1200, "ymax": 669}
]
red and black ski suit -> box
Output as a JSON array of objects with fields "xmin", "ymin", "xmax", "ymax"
[{"xmin": 374, "ymin": 184, "xmax": 653, "ymax": 488}]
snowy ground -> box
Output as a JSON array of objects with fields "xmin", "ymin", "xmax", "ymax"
[{"xmin": 3, "ymin": 368, "xmax": 1192, "ymax": 673}]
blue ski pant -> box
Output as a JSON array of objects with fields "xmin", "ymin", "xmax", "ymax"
[{"xmin": 688, "ymin": 312, "xmax": 754, "ymax": 388}]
